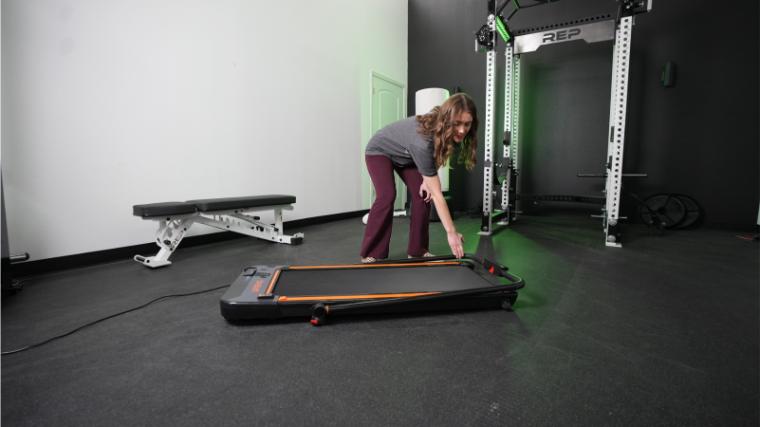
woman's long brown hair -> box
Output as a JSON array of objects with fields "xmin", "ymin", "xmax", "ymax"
[{"xmin": 416, "ymin": 92, "xmax": 479, "ymax": 170}]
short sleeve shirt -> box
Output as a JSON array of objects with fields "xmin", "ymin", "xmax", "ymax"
[{"xmin": 365, "ymin": 117, "xmax": 437, "ymax": 176}]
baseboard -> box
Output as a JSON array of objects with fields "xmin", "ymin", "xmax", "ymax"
[{"xmin": 8, "ymin": 210, "xmax": 368, "ymax": 278}]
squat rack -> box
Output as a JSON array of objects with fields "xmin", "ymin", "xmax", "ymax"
[{"xmin": 476, "ymin": 0, "xmax": 652, "ymax": 247}]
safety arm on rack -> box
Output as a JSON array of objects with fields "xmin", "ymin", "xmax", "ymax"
[{"xmin": 477, "ymin": 0, "xmax": 564, "ymax": 49}]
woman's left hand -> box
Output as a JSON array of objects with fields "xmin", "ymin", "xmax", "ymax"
[{"xmin": 419, "ymin": 182, "xmax": 432, "ymax": 202}]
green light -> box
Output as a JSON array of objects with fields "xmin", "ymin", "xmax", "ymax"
[
  {"xmin": 458, "ymin": 219, "xmax": 575, "ymax": 313},
  {"xmin": 495, "ymin": 16, "xmax": 511, "ymax": 43}
]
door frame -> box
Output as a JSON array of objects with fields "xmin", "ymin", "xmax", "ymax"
[{"xmin": 365, "ymin": 71, "xmax": 406, "ymax": 209}]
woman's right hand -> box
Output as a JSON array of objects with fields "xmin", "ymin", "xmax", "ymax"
[
  {"xmin": 447, "ymin": 230, "xmax": 464, "ymax": 259},
  {"xmin": 418, "ymin": 182, "xmax": 432, "ymax": 202}
]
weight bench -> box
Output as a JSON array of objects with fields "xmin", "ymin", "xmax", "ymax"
[{"xmin": 133, "ymin": 195, "xmax": 304, "ymax": 268}]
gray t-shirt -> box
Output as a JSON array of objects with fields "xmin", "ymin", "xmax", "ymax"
[{"xmin": 365, "ymin": 117, "xmax": 437, "ymax": 176}]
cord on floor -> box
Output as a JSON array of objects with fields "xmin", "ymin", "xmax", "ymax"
[{"xmin": 1, "ymin": 283, "xmax": 230, "ymax": 356}]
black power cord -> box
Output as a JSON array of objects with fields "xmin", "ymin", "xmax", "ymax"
[{"xmin": 1, "ymin": 283, "xmax": 229, "ymax": 356}]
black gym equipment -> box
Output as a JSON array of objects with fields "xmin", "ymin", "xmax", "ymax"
[
  {"xmin": 1, "ymin": 171, "xmax": 27, "ymax": 295},
  {"xmin": 670, "ymin": 194, "xmax": 703, "ymax": 229},
  {"xmin": 638, "ymin": 193, "xmax": 685, "ymax": 229},
  {"xmin": 637, "ymin": 193, "xmax": 703, "ymax": 230},
  {"xmin": 1, "ymin": 173, "xmax": 10, "ymax": 292},
  {"xmin": 220, "ymin": 255, "xmax": 524, "ymax": 325}
]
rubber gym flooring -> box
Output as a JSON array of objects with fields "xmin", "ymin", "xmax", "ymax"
[{"xmin": 2, "ymin": 213, "xmax": 758, "ymax": 426}]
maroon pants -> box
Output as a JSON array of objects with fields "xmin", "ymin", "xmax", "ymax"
[{"xmin": 360, "ymin": 155, "xmax": 431, "ymax": 259}]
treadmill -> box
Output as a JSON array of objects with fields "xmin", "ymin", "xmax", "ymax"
[{"xmin": 220, "ymin": 254, "xmax": 525, "ymax": 325}]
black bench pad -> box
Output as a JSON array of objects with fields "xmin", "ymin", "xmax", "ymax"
[
  {"xmin": 186, "ymin": 195, "xmax": 296, "ymax": 212},
  {"xmin": 133, "ymin": 202, "xmax": 197, "ymax": 218}
]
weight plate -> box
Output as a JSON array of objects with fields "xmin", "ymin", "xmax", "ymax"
[
  {"xmin": 639, "ymin": 193, "xmax": 687, "ymax": 229},
  {"xmin": 672, "ymin": 194, "xmax": 703, "ymax": 229}
]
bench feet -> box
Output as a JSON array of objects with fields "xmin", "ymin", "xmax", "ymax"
[
  {"xmin": 279, "ymin": 232, "xmax": 304, "ymax": 245},
  {"xmin": 133, "ymin": 255, "xmax": 172, "ymax": 269}
]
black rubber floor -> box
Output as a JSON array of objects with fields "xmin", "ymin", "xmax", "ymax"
[{"xmin": 2, "ymin": 214, "xmax": 758, "ymax": 426}]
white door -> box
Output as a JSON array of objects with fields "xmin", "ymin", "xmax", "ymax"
[{"xmin": 368, "ymin": 72, "xmax": 405, "ymax": 210}]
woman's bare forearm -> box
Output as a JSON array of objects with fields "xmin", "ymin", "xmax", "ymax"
[{"xmin": 431, "ymin": 192, "xmax": 456, "ymax": 234}]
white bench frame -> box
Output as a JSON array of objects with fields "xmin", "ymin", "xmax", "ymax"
[{"xmin": 134, "ymin": 204, "xmax": 303, "ymax": 268}]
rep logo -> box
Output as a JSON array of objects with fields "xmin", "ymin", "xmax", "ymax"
[{"xmin": 542, "ymin": 28, "xmax": 582, "ymax": 43}]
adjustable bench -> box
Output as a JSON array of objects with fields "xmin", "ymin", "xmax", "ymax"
[{"xmin": 133, "ymin": 195, "xmax": 304, "ymax": 268}]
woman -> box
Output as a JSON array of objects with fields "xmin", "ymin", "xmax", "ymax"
[{"xmin": 360, "ymin": 92, "xmax": 479, "ymax": 263}]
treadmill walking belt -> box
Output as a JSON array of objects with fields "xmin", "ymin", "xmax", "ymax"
[{"xmin": 220, "ymin": 255, "xmax": 525, "ymax": 325}]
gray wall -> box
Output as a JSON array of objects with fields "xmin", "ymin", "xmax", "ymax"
[{"xmin": 409, "ymin": 0, "xmax": 759, "ymax": 228}]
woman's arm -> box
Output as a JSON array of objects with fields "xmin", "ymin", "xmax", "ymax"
[{"xmin": 421, "ymin": 175, "xmax": 464, "ymax": 258}]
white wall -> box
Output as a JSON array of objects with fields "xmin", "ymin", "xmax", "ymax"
[{"xmin": 1, "ymin": 0, "xmax": 407, "ymax": 261}]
